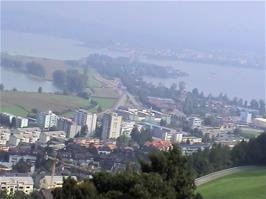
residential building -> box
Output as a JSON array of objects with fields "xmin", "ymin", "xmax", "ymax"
[
  {"xmin": 144, "ymin": 140, "xmax": 172, "ymax": 151},
  {"xmin": 121, "ymin": 121, "xmax": 135, "ymax": 137},
  {"xmin": 0, "ymin": 128, "xmax": 10, "ymax": 145},
  {"xmin": 57, "ymin": 117, "xmax": 81, "ymax": 138},
  {"xmin": 0, "ymin": 112, "xmax": 15, "ymax": 126},
  {"xmin": 74, "ymin": 109, "xmax": 97, "ymax": 136},
  {"xmin": 39, "ymin": 131, "xmax": 66, "ymax": 144},
  {"xmin": 188, "ymin": 117, "xmax": 202, "ymax": 129},
  {"xmin": 9, "ymin": 128, "xmax": 41, "ymax": 146},
  {"xmin": 0, "ymin": 176, "xmax": 34, "ymax": 195},
  {"xmin": 15, "ymin": 116, "xmax": 28, "ymax": 128},
  {"xmin": 102, "ymin": 113, "xmax": 122, "ymax": 140},
  {"xmin": 182, "ymin": 136, "xmax": 202, "ymax": 144},
  {"xmin": 39, "ymin": 176, "xmax": 77, "ymax": 189},
  {"xmin": 240, "ymin": 111, "xmax": 252, "ymax": 124},
  {"xmin": 8, "ymin": 155, "xmax": 36, "ymax": 166},
  {"xmin": 37, "ymin": 110, "xmax": 58, "ymax": 129},
  {"xmin": 254, "ymin": 118, "xmax": 266, "ymax": 129}
]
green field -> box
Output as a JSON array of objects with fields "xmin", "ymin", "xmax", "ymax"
[
  {"xmin": 0, "ymin": 91, "xmax": 117, "ymax": 117},
  {"xmin": 198, "ymin": 168, "xmax": 266, "ymax": 199},
  {"xmin": 91, "ymin": 96, "xmax": 117, "ymax": 110},
  {"xmin": 240, "ymin": 128, "xmax": 264, "ymax": 138},
  {"xmin": 87, "ymin": 68, "xmax": 103, "ymax": 88}
]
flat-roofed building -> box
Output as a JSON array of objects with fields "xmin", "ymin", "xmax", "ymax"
[
  {"xmin": 37, "ymin": 110, "xmax": 58, "ymax": 129},
  {"xmin": 102, "ymin": 113, "xmax": 122, "ymax": 140},
  {"xmin": 74, "ymin": 109, "xmax": 97, "ymax": 137},
  {"xmin": 15, "ymin": 116, "xmax": 28, "ymax": 128},
  {"xmin": 9, "ymin": 128, "xmax": 41, "ymax": 146},
  {"xmin": 0, "ymin": 128, "xmax": 10, "ymax": 146},
  {"xmin": 254, "ymin": 118, "xmax": 266, "ymax": 129},
  {"xmin": 39, "ymin": 176, "xmax": 77, "ymax": 189},
  {"xmin": 57, "ymin": 117, "xmax": 81, "ymax": 138},
  {"xmin": 0, "ymin": 176, "xmax": 33, "ymax": 195},
  {"xmin": 39, "ymin": 131, "xmax": 66, "ymax": 144}
]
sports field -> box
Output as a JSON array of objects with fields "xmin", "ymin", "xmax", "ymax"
[{"xmin": 197, "ymin": 168, "xmax": 266, "ymax": 199}]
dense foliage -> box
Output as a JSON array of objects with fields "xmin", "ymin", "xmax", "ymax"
[
  {"xmin": 52, "ymin": 145, "xmax": 197, "ymax": 199},
  {"xmin": 188, "ymin": 133, "xmax": 266, "ymax": 177},
  {"xmin": 52, "ymin": 69, "xmax": 88, "ymax": 93}
]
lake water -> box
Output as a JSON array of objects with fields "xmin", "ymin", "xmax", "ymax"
[
  {"xmin": 0, "ymin": 67, "xmax": 59, "ymax": 92},
  {"xmin": 143, "ymin": 59, "xmax": 265, "ymax": 102},
  {"xmin": 1, "ymin": 30, "xmax": 265, "ymax": 101}
]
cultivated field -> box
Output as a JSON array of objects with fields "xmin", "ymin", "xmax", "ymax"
[
  {"xmin": 197, "ymin": 167, "xmax": 266, "ymax": 199},
  {"xmin": 0, "ymin": 91, "xmax": 117, "ymax": 117},
  {"xmin": 0, "ymin": 91, "xmax": 90, "ymax": 116}
]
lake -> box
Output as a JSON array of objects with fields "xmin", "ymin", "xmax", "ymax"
[
  {"xmin": 1, "ymin": 30, "xmax": 265, "ymax": 101},
  {"xmin": 0, "ymin": 67, "xmax": 59, "ymax": 93},
  {"xmin": 143, "ymin": 59, "xmax": 265, "ymax": 102}
]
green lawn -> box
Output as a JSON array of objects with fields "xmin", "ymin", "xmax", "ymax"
[
  {"xmin": 240, "ymin": 128, "xmax": 264, "ymax": 138},
  {"xmin": 197, "ymin": 168, "xmax": 266, "ymax": 199},
  {"xmin": 91, "ymin": 97, "xmax": 116, "ymax": 111},
  {"xmin": 87, "ymin": 69, "xmax": 103, "ymax": 88}
]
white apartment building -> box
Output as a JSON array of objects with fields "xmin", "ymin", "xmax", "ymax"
[
  {"xmin": 240, "ymin": 111, "xmax": 252, "ymax": 124},
  {"xmin": 102, "ymin": 113, "xmax": 122, "ymax": 140},
  {"xmin": 182, "ymin": 136, "xmax": 202, "ymax": 144},
  {"xmin": 188, "ymin": 117, "xmax": 202, "ymax": 129},
  {"xmin": 74, "ymin": 109, "xmax": 97, "ymax": 136},
  {"xmin": 0, "ymin": 176, "xmax": 33, "ymax": 195},
  {"xmin": 8, "ymin": 155, "xmax": 36, "ymax": 166},
  {"xmin": 39, "ymin": 131, "xmax": 66, "ymax": 144},
  {"xmin": 57, "ymin": 117, "xmax": 81, "ymax": 138},
  {"xmin": 0, "ymin": 128, "xmax": 11, "ymax": 145},
  {"xmin": 37, "ymin": 110, "xmax": 58, "ymax": 129},
  {"xmin": 39, "ymin": 176, "xmax": 77, "ymax": 189},
  {"xmin": 9, "ymin": 128, "xmax": 41, "ymax": 146},
  {"xmin": 121, "ymin": 121, "xmax": 135, "ymax": 137},
  {"xmin": 15, "ymin": 116, "xmax": 28, "ymax": 128}
]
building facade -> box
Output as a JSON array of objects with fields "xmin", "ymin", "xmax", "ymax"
[
  {"xmin": 57, "ymin": 117, "xmax": 81, "ymax": 138},
  {"xmin": 0, "ymin": 176, "xmax": 33, "ymax": 195},
  {"xmin": 74, "ymin": 109, "xmax": 97, "ymax": 136},
  {"xmin": 37, "ymin": 110, "xmax": 58, "ymax": 129},
  {"xmin": 102, "ymin": 113, "xmax": 122, "ymax": 140}
]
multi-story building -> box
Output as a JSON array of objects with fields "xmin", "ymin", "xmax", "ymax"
[
  {"xmin": 0, "ymin": 112, "xmax": 15, "ymax": 126},
  {"xmin": 188, "ymin": 117, "xmax": 202, "ymax": 129},
  {"xmin": 39, "ymin": 131, "xmax": 66, "ymax": 144},
  {"xmin": 240, "ymin": 111, "xmax": 252, "ymax": 124},
  {"xmin": 121, "ymin": 121, "xmax": 135, "ymax": 137},
  {"xmin": 9, "ymin": 128, "xmax": 41, "ymax": 146},
  {"xmin": 102, "ymin": 113, "xmax": 122, "ymax": 140},
  {"xmin": 15, "ymin": 116, "xmax": 28, "ymax": 128},
  {"xmin": 57, "ymin": 117, "xmax": 81, "ymax": 138},
  {"xmin": 0, "ymin": 176, "xmax": 34, "ymax": 195},
  {"xmin": 39, "ymin": 176, "xmax": 77, "ymax": 189},
  {"xmin": 0, "ymin": 128, "xmax": 11, "ymax": 145},
  {"xmin": 37, "ymin": 110, "xmax": 58, "ymax": 129},
  {"xmin": 8, "ymin": 155, "xmax": 36, "ymax": 166},
  {"xmin": 74, "ymin": 109, "xmax": 97, "ymax": 136}
]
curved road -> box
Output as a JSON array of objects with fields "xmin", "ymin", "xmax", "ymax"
[{"xmin": 195, "ymin": 166, "xmax": 263, "ymax": 186}]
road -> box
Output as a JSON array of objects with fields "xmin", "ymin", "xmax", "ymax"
[{"xmin": 195, "ymin": 166, "xmax": 261, "ymax": 186}]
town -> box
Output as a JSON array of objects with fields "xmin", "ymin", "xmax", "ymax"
[{"xmin": 0, "ymin": 95, "xmax": 265, "ymax": 197}]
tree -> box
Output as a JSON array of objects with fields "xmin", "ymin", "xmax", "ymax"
[
  {"xmin": 38, "ymin": 86, "xmax": 42, "ymax": 93},
  {"xmin": 53, "ymin": 70, "xmax": 66, "ymax": 89},
  {"xmin": 26, "ymin": 62, "xmax": 46, "ymax": 77},
  {"xmin": 97, "ymin": 106, "xmax": 102, "ymax": 113},
  {"xmin": 160, "ymin": 119, "xmax": 167, "ymax": 127},
  {"xmin": 13, "ymin": 159, "xmax": 30, "ymax": 173},
  {"xmin": 116, "ymin": 135, "xmax": 130, "ymax": 147}
]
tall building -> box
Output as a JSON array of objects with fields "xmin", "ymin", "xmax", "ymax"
[
  {"xmin": 102, "ymin": 113, "xmax": 122, "ymax": 140},
  {"xmin": 74, "ymin": 109, "xmax": 97, "ymax": 136},
  {"xmin": 188, "ymin": 117, "xmax": 202, "ymax": 129},
  {"xmin": 15, "ymin": 116, "xmax": 28, "ymax": 128},
  {"xmin": 37, "ymin": 110, "xmax": 58, "ymax": 129},
  {"xmin": 240, "ymin": 111, "xmax": 252, "ymax": 124},
  {"xmin": 57, "ymin": 117, "xmax": 81, "ymax": 138}
]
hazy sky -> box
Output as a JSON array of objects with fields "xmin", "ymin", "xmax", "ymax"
[{"xmin": 2, "ymin": 1, "xmax": 265, "ymax": 53}]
